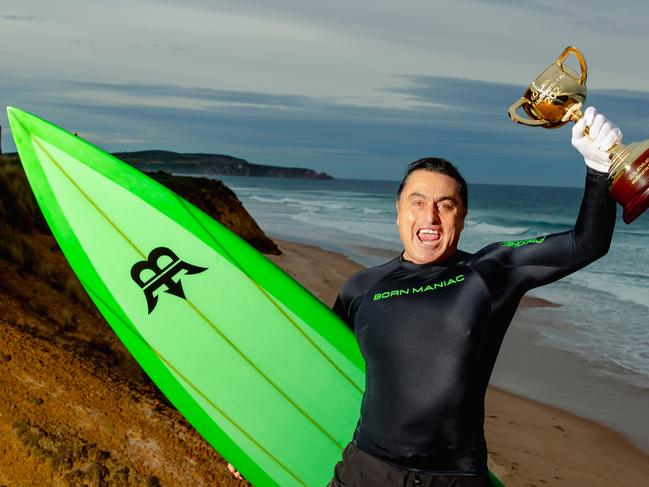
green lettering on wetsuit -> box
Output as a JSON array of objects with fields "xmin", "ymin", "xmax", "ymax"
[
  {"xmin": 500, "ymin": 235, "xmax": 547, "ymax": 248},
  {"xmin": 373, "ymin": 274, "xmax": 465, "ymax": 301}
]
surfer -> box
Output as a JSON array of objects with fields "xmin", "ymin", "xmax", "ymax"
[{"xmin": 325, "ymin": 107, "xmax": 620, "ymax": 487}]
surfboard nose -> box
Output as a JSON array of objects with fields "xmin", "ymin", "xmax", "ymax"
[
  {"xmin": 6, "ymin": 106, "xmax": 21, "ymax": 119},
  {"xmin": 6, "ymin": 106, "xmax": 27, "ymax": 130},
  {"xmin": 7, "ymin": 106, "xmax": 39, "ymax": 126},
  {"xmin": 6, "ymin": 106, "xmax": 26, "ymax": 143}
]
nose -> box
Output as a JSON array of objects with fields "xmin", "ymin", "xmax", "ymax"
[{"xmin": 424, "ymin": 202, "xmax": 441, "ymax": 224}]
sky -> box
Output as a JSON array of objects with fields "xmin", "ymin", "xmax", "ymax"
[{"xmin": 1, "ymin": 0, "xmax": 649, "ymax": 185}]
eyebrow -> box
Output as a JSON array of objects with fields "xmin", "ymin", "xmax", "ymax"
[
  {"xmin": 407, "ymin": 192, "xmax": 458, "ymax": 204},
  {"xmin": 436, "ymin": 196, "xmax": 459, "ymax": 205}
]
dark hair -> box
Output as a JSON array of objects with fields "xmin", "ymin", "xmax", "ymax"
[{"xmin": 396, "ymin": 157, "xmax": 468, "ymax": 214}]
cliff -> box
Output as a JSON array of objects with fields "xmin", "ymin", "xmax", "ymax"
[{"xmin": 147, "ymin": 171, "xmax": 280, "ymax": 255}]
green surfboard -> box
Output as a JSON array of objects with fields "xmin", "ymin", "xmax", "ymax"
[{"xmin": 7, "ymin": 107, "xmax": 505, "ymax": 487}]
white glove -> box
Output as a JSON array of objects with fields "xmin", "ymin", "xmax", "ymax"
[{"xmin": 571, "ymin": 106, "xmax": 623, "ymax": 173}]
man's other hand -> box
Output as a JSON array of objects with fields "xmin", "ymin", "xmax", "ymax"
[
  {"xmin": 571, "ymin": 106, "xmax": 623, "ymax": 173},
  {"xmin": 227, "ymin": 462, "xmax": 244, "ymax": 481}
]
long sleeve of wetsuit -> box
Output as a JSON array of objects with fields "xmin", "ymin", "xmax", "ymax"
[
  {"xmin": 332, "ymin": 294, "xmax": 351, "ymax": 329},
  {"xmin": 472, "ymin": 167, "xmax": 617, "ymax": 301}
]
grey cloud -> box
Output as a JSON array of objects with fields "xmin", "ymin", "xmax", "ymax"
[
  {"xmin": 466, "ymin": 0, "xmax": 578, "ymax": 17},
  {"xmin": 387, "ymin": 76, "xmax": 521, "ymax": 114},
  {"xmin": 0, "ymin": 14, "xmax": 44, "ymax": 22},
  {"xmin": 59, "ymin": 80, "xmax": 322, "ymax": 110},
  {"xmin": 2, "ymin": 74, "xmax": 647, "ymax": 185}
]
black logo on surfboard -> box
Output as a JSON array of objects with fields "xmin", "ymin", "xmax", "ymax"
[{"xmin": 131, "ymin": 247, "xmax": 207, "ymax": 314}]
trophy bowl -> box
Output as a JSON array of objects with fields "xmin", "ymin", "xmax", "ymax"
[{"xmin": 508, "ymin": 46, "xmax": 649, "ymax": 224}]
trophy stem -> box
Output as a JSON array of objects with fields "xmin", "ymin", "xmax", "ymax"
[{"xmin": 564, "ymin": 106, "xmax": 583, "ymax": 123}]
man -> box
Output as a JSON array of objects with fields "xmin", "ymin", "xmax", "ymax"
[{"xmin": 327, "ymin": 107, "xmax": 620, "ymax": 487}]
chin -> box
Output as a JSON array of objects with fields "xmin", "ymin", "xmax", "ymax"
[
  {"xmin": 416, "ymin": 245, "xmax": 444, "ymax": 261},
  {"xmin": 410, "ymin": 249, "xmax": 443, "ymax": 265},
  {"xmin": 422, "ymin": 254, "xmax": 443, "ymax": 264}
]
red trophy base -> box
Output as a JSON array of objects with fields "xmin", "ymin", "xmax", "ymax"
[{"xmin": 609, "ymin": 145, "xmax": 649, "ymax": 224}]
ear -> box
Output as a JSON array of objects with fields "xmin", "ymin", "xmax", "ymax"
[{"xmin": 395, "ymin": 200, "xmax": 400, "ymax": 227}]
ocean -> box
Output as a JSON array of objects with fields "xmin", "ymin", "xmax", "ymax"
[{"xmin": 216, "ymin": 175, "xmax": 649, "ymax": 448}]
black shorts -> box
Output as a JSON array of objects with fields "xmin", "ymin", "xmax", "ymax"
[{"xmin": 328, "ymin": 443, "xmax": 492, "ymax": 487}]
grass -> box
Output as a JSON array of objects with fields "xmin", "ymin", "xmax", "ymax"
[{"xmin": 0, "ymin": 156, "xmax": 83, "ymax": 303}]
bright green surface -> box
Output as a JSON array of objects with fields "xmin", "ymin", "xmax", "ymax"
[{"xmin": 7, "ymin": 107, "xmax": 505, "ymax": 486}]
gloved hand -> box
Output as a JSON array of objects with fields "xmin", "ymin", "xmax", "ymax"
[{"xmin": 571, "ymin": 106, "xmax": 623, "ymax": 173}]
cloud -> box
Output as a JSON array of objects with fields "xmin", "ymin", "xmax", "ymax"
[
  {"xmin": 0, "ymin": 14, "xmax": 44, "ymax": 22},
  {"xmin": 59, "ymin": 80, "xmax": 321, "ymax": 110},
  {"xmin": 467, "ymin": 0, "xmax": 576, "ymax": 17},
  {"xmin": 2, "ymin": 73, "xmax": 647, "ymax": 185}
]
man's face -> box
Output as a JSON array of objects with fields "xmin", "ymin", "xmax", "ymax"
[{"xmin": 396, "ymin": 170, "xmax": 466, "ymax": 265}]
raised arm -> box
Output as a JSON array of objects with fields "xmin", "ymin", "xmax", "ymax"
[{"xmin": 473, "ymin": 108, "xmax": 619, "ymax": 295}]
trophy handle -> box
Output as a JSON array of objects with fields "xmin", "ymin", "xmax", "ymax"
[
  {"xmin": 507, "ymin": 97, "xmax": 551, "ymax": 126},
  {"xmin": 556, "ymin": 46, "xmax": 587, "ymax": 86}
]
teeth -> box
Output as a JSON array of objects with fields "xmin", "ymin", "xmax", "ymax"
[{"xmin": 419, "ymin": 229, "xmax": 439, "ymax": 235}]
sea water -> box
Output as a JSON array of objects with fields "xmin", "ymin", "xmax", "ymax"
[{"xmin": 217, "ymin": 175, "xmax": 649, "ymax": 393}]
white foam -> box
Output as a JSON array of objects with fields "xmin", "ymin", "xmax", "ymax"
[
  {"xmin": 465, "ymin": 220, "xmax": 529, "ymax": 236},
  {"xmin": 565, "ymin": 270, "xmax": 649, "ymax": 311},
  {"xmin": 250, "ymin": 195, "xmax": 348, "ymax": 211},
  {"xmin": 288, "ymin": 211, "xmax": 399, "ymax": 244}
]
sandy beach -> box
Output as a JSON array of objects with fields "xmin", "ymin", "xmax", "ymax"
[{"xmin": 1, "ymin": 235, "xmax": 648, "ymax": 486}]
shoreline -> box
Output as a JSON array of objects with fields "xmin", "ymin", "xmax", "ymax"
[{"xmin": 267, "ymin": 237, "xmax": 649, "ymax": 486}]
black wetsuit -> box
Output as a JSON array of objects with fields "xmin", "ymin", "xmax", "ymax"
[{"xmin": 332, "ymin": 168, "xmax": 616, "ymax": 475}]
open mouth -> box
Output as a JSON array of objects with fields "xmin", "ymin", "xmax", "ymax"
[{"xmin": 417, "ymin": 228, "xmax": 441, "ymax": 244}]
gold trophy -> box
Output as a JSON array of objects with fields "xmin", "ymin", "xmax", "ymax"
[{"xmin": 508, "ymin": 46, "xmax": 649, "ymax": 224}]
